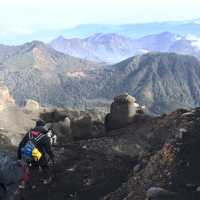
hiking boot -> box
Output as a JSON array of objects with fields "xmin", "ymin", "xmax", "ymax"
[{"xmin": 43, "ymin": 177, "xmax": 52, "ymax": 184}]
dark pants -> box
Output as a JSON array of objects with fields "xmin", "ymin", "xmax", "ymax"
[{"xmin": 30, "ymin": 155, "xmax": 50, "ymax": 180}]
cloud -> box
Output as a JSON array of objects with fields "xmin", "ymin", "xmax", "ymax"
[
  {"xmin": 185, "ymin": 34, "xmax": 200, "ymax": 49},
  {"xmin": 0, "ymin": 31, "xmax": 7, "ymax": 37},
  {"xmin": 0, "ymin": 27, "xmax": 34, "ymax": 39},
  {"xmin": 8, "ymin": 27, "xmax": 34, "ymax": 35}
]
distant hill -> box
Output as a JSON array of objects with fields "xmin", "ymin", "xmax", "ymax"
[
  {"xmin": 0, "ymin": 41, "xmax": 100, "ymax": 107},
  {"xmin": 96, "ymin": 52, "xmax": 200, "ymax": 114},
  {"xmin": 50, "ymin": 32, "xmax": 200, "ymax": 63},
  {"xmin": 0, "ymin": 41, "xmax": 99, "ymax": 71}
]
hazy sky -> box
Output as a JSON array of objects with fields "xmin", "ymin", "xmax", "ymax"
[{"xmin": 0, "ymin": 0, "xmax": 200, "ymax": 33}]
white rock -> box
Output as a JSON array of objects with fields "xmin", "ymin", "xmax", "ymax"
[{"xmin": 24, "ymin": 99, "xmax": 40, "ymax": 110}]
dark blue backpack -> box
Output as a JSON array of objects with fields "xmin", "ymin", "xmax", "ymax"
[{"xmin": 21, "ymin": 141, "xmax": 36, "ymax": 162}]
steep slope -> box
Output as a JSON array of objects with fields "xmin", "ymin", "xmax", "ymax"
[{"xmin": 103, "ymin": 108, "xmax": 200, "ymax": 200}]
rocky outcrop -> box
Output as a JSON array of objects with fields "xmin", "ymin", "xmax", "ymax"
[
  {"xmin": 0, "ymin": 106, "xmax": 37, "ymax": 146},
  {"xmin": 105, "ymin": 93, "xmax": 144, "ymax": 131},
  {"xmin": 50, "ymin": 117, "xmax": 72, "ymax": 144},
  {"xmin": 103, "ymin": 108, "xmax": 200, "ymax": 200},
  {"xmin": 0, "ymin": 83, "xmax": 15, "ymax": 111},
  {"xmin": 40, "ymin": 108, "xmax": 105, "ymax": 141}
]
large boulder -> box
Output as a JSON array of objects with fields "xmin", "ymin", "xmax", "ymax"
[
  {"xmin": 71, "ymin": 115, "xmax": 93, "ymax": 140},
  {"xmin": 51, "ymin": 117, "xmax": 72, "ymax": 144},
  {"xmin": 0, "ymin": 83, "xmax": 15, "ymax": 112},
  {"xmin": 71, "ymin": 111, "xmax": 105, "ymax": 140},
  {"xmin": 105, "ymin": 93, "xmax": 143, "ymax": 131}
]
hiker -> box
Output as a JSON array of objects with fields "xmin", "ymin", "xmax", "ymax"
[{"xmin": 17, "ymin": 120, "xmax": 56, "ymax": 187}]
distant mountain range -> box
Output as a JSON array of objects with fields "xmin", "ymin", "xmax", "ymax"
[
  {"xmin": 61, "ymin": 19, "xmax": 200, "ymax": 39},
  {"xmin": 0, "ymin": 40, "xmax": 200, "ymax": 114},
  {"xmin": 50, "ymin": 32, "xmax": 200, "ymax": 63},
  {"xmin": 2, "ymin": 18, "xmax": 200, "ymax": 45},
  {"xmin": 50, "ymin": 33, "xmax": 137, "ymax": 63}
]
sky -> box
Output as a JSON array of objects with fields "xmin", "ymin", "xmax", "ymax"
[
  {"xmin": 1, "ymin": 0, "xmax": 200, "ymax": 32},
  {"xmin": 0, "ymin": 0, "xmax": 200, "ymax": 44}
]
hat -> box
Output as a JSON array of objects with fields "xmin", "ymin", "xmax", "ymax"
[{"xmin": 36, "ymin": 120, "xmax": 45, "ymax": 127}]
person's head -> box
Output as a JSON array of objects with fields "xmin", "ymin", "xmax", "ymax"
[{"xmin": 36, "ymin": 120, "xmax": 45, "ymax": 127}]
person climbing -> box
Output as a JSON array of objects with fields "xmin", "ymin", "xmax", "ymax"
[{"xmin": 17, "ymin": 119, "xmax": 55, "ymax": 188}]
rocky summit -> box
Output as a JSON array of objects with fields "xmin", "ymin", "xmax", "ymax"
[{"xmin": 1, "ymin": 97, "xmax": 200, "ymax": 200}]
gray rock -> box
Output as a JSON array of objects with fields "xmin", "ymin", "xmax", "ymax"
[
  {"xmin": 51, "ymin": 117, "xmax": 72, "ymax": 143},
  {"xmin": 72, "ymin": 115, "xmax": 92, "ymax": 139},
  {"xmin": 146, "ymin": 187, "xmax": 175, "ymax": 200},
  {"xmin": 0, "ymin": 152, "xmax": 23, "ymax": 199},
  {"xmin": 106, "ymin": 94, "xmax": 139, "ymax": 131}
]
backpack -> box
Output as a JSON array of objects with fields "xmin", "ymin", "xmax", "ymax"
[{"xmin": 21, "ymin": 131, "xmax": 44, "ymax": 162}]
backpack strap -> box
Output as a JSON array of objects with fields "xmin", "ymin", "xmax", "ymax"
[
  {"xmin": 34, "ymin": 133, "xmax": 46, "ymax": 143},
  {"xmin": 29, "ymin": 130, "xmax": 46, "ymax": 144},
  {"xmin": 28, "ymin": 131, "xmax": 32, "ymax": 140}
]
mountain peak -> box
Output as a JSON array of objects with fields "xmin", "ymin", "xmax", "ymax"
[
  {"xmin": 52, "ymin": 35, "xmax": 66, "ymax": 42},
  {"xmin": 85, "ymin": 32, "xmax": 130, "ymax": 42},
  {"xmin": 20, "ymin": 40, "xmax": 47, "ymax": 53}
]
